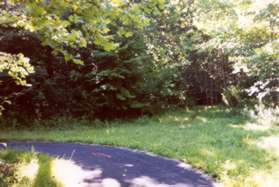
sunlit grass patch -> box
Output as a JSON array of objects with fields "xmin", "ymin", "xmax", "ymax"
[
  {"xmin": 0, "ymin": 150, "xmax": 37, "ymax": 186},
  {"xmin": 16, "ymin": 158, "xmax": 39, "ymax": 184},
  {"xmin": 0, "ymin": 150, "xmax": 62, "ymax": 187},
  {"xmin": 256, "ymin": 136, "xmax": 279, "ymax": 157}
]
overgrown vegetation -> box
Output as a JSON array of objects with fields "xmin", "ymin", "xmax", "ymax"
[{"xmin": 0, "ymin": 1, "xmax": 278, "ymax": 186}]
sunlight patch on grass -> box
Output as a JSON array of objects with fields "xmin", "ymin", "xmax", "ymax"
[
  {"xmin": 256, "ymin": 136, "xmax": 279, "ymax": 157},
  {"xmin": 222, "ymin": 160, "xmax": 237, "ymax": 173},
  {"xmin": 241, "ymin": 170, "xmax": 279, "ymax": 187},
  {"xmin": 243, "ymin": 122, "xmax": 272, "ymax": 131},
  {"xmin": 200, "ymin": 149, "xmax": 216, "ymax": 158},
  {"xmin": 16, "ymin": 158, "xmax": 39, "ymax": 182},
  {"xmin": 196, "ymin": 116, "xmax": 207, "ymax": 123},
  {"xmin": 0, "ymin": 150, "xmax": 57, "ymax": 186}
]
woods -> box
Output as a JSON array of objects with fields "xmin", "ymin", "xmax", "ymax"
[
  {"xmin": 0, "ymin": 0, "xmax": 278, "ymax": 123},
  {"xmin": 0, "ymin": 1, "xmax": 279, "ymax": 186}
]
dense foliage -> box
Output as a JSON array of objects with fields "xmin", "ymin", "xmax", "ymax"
[{"xmin": 0, "ymin": 0, "xmax": 278, "ymax": 123}]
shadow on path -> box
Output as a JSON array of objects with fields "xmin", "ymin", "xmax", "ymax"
[{"xmin": 7, "ymin": 141, "xmax": 216, "ymax": 187}]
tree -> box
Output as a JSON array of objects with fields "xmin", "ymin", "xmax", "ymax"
[{"xmin": 0, "ymin": 52, "xmax": 34, "ymax": 115}]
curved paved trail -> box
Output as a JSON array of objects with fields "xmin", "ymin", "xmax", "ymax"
[{"xmin": 7, "ymin": 141, "xmax": 217, "ymax": 187}]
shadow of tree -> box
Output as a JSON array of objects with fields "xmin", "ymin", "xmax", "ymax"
[{"xmin": 8, "ymin": 141, "xmax": 216, "ymax": 187}]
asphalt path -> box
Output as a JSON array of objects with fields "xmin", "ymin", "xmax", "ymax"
[{"xmin": 5, "ymin": 141, "xmax": 217, "ymax": 187}]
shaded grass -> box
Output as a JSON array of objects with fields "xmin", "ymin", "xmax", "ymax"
[
  {"xmin": 33, "ymin": 155, "xmax": 57, "ymax": 187},
  {"xmin": 0, "ymin": 149, "xmax": 36, "ymax": 164},
  {"xmin": 1, "ymin": 106, "xmax": 279, "ymax": 186}
]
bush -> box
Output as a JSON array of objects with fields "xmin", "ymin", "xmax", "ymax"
[
  {"xmin": 0, "ymin": 27, "xmax": 154, "ymax": 121},
  {"xmin": 0, "ymin": 24, "xmax": 191, "ymax": 123}
]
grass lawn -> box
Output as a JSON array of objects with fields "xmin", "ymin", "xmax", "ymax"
[
  {"xmin": 0, "ymin": 149, "xmax": 59, "ymax": 187},
  {"xmin": 1, "ymin": 106, "xmax": 279, "ymax": 186}
]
